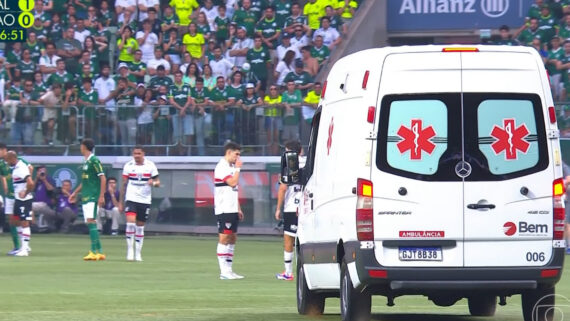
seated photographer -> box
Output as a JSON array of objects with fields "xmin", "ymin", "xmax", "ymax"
[
  {"xmin": 97, "ymin": 177, "xmax": 120, "ymax": 235},
  {"xmin": 54, "ymin": 180, "xmax": 78, "ymax": 233},
  {"xmin": 31, "ymin": 166, "xmax": 57, "ymax": 231}
]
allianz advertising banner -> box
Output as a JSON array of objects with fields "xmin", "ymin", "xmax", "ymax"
[{"xmin": 388, "ymin": 0, "xmax": 531, "ymax": 32}]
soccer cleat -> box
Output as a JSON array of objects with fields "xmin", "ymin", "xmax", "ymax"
[
  {"xmin": 83, "ymin": 251, "xmax": 98, "ymax": 261},
  {"xmin": 219, "ymin": 273, "xmax": 238, "ymax": 280},
  {"xmin": 14, "ymin": 249, "xmax": 29, "ymax": 257},
  {"xmin": 127, "ymin": 251, "xmax": 134, "ymax": 261},
  {"xmin": 95, "ymin": 253, "xmax": 106, "ymax": 261},
  {"xmin": 135, "ymin": 254, "xmax": 143, "ymax": 262},
  {"xmin": 276, "ymin": 272, "xmax": 294, "ymax": 281},
  {"xmin": 230, "ymin": 272, "xmax": 244, "ymax": 279},
  {"xmin": 26, "ymin": 246, "xmax": 31, "ymax": 252},
  {"xmin": 7, "ymin": 248, "xmax": 20, "ymax": 256}
]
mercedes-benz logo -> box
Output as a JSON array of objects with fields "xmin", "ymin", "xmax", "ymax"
[{"xmin": 455, "ymin": 161, "xmax": 472, "ymax": 178}]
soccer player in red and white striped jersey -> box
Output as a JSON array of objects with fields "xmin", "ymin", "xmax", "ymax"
[{"xmin": 118, "ymin": 146, "xmax": 160, "ymax": 261}]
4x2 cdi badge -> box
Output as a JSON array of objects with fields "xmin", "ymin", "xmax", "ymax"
[{"xmin": 504, "ymin": 221, "xmax": 549, "ymax": 236}]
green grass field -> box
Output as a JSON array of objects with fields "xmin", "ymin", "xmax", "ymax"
[{"xmin": 0, "ymin": 234, "xmax": 568, "ymax": 321}]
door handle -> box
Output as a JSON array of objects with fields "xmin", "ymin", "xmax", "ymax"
[{"xmin": 467, "ymin": 203, "xmax": 496, "ymax": 210}]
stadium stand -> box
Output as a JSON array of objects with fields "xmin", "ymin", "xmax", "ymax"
[{"xmin": 0, "ymin": 0, "xmax": 366, "ymax": 156}]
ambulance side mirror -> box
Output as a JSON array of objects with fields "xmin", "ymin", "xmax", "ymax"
[{"xmin": 280, "ymin": 150, "xmax": 300, "ymax": 185}]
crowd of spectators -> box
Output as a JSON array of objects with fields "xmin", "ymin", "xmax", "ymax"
[{"xmin": 0, "ymin": 0, "xmax": 362, "ymax": 155}]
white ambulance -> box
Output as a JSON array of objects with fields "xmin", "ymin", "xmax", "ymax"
[{"xmin": 281, "ymin": 45, "xmax": 566, "ymax": 321}]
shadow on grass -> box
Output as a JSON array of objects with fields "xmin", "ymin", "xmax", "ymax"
[
  {"xmin": 371, "ymin": 314, "xmax": 480, "ymax": 321},
  {"xmin": 205, "ymin": 313, "xmax": 481, "ymax": 321}
]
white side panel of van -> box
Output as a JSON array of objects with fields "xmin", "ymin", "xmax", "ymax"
[
  {"xmin": 312, "ymin": 97, "xmax": 373, "ymax": 245},
  {"xmin": 372, "ymin": 52, "xmax": 464, "ymax": 268}
]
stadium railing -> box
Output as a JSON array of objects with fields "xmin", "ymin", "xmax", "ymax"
[{"xmin": 5, "ymin": 104, "xmax": 309, "ymax": 156}]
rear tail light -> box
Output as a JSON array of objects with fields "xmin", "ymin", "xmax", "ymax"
[
  {"xmin": 541, "ymin": 269, "xmax": 560, "ymax": 278},
  {"xmin": 368, "ymin": 269, "xmax": 387, "ymax": 278},
  {"xmin": 362, "ymin": 70, "xmax": 370, "ymax": 89},
  {"xmin": 367, "ymin": 106, "xmax": 375, "ymax": 124},
  {"xmin": 548, "ymin": 106, "xmax": 556, "ymax": 124},
  {"xmin": 553, "ymin": 178, "xmax": 566, "ymax": 240},
  {"xmin": 356, "ymin": 178, "xmax": 373, "ymax": 241}
]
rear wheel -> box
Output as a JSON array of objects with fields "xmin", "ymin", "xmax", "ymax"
[
  {"xmin": 296, "ymin": 255, "xmax": 325, "ymax": 315},
  {"xmin": 522, "ymin": 287, "xmax": 555, "ymax": 321},
  {"xmin": 340, "ymin": 260, "xmax": 371, "ymax": 321},
  {"xmin": 468, "ymin": 295, "xmax": 497, "ymax": 316}
]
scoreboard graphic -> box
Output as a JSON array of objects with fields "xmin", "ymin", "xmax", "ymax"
[{"xmin": 0, "ymin": 0, "xmax": 34, "ymax": 41}]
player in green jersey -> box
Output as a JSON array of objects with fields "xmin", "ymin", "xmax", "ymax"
[{"xmin": 69, "ymin": 138, "xmax": 107, "ymax": 261}]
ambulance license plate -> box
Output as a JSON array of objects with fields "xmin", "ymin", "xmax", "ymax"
[{"xmin": 399, "ymin": 247, "xmax": 443, "ymax": 261}]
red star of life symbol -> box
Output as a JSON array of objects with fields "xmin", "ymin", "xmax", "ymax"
[
  {"xmin": 396, "ymin": 119, "xmax": 436, "ymax": 160},
  {"xmin": 490, "ymin": 118, "xmax": 530, "ymax": 160},
  {"xmin": 327, "ymin": 117, "xmax": 334, "ymax": 155}
]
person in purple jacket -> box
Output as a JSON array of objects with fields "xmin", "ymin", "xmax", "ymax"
[
  {"xmin": 97, "ymin": 177, "xmax": 120, "ymax": 235},
  {"xmin": 32, "ymin": 166, "xmax": 57, "ymax": 231},
  {"xmin": 55, "ymin": 180, "xmax": 78, "ymax": 232}
]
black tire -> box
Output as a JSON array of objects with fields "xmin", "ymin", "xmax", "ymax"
[
  {"xmin": 522, "ymin": 287, "xmax": 555, "ymax": 321},
  {"xmin": 296, "ymin": 255, "xmax": 325, "ymax": 315},
  {"xmin": 340, "ymin": 261, "xmax": 371, "ymax": 321},
  {"xmin": 468, "ymin": 295, "xmax": 497, "ymax": 316}
]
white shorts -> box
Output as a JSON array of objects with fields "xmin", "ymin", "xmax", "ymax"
[
  {"xmin": 82, "ymin": 202, "xmax": 98, "ymax": 222},
  {"xmin": 5, "ymin": 197, "xmax": 14, "ymax": 215}
]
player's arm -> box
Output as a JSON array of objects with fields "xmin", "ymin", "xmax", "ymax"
[
  {"xmin": 1, "ymin": 175, "xmax": 7, "ymax": 196},
  {"xmin": 119, "ymin": 173, "xmax": 129, "ymax": 212},
  {"xmin": 149, "ymin": 168, "xmax": 160, "ymax": 188},
  {"xmin": 20, "ymin": 176, "xmax": 34, "ymax": 198},
  {"xmin": 275, "ymin": 183, "xmax": 287, "ymax": 220},
  {"xmin": 98, "ymin": 173, "xmax": 107, "ymax": 207},
  {"xmin": 225, "ymin": 167, "xmax": 241, "ymax": 187}
]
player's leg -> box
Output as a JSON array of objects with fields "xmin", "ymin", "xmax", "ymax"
[
  {"xmin": 96, "ymin": 208, "xmax": 106, "ymax": 232},
  {"xmin": 217, "ymin": 214, "xmax": 233, "ymax": 278},
  {"xmin": 5, "ymin": 198, "xmax": 20, "ymax": 254},
  {"xmin": 277, "ymin": 212, "xmax": 297, "ymax": 280},
  {"xmin": 226, "ymin": 214, "xmax": 243, "ymax": 279},
  {"xmin": 134, "ymin": 203, "xmax": 150, "ymax": 261},
  {"xmin": 110, "ymin": 207, "xmax": 120, "ymax": 235},
  {"xmin": 14, "ymin": 200, "xmax": 32, "ymax": 257},
  {"xmin": 83, "ymin": 202, "xmax": 104, "ymax": 260},
  {"xmin": 125, "ymin": 201, "xmax": 137, "ymax": 261}
]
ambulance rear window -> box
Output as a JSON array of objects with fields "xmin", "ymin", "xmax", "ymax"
[
  {"xmin": 377, "ymin": 93, "xmax": 548, "ymax": 181},
  {"xmin": 385, "ymin": 99, "xmax": 448, "ymax": 175},
  {"xmin": 377, "ymin": 93, "xmax": 462, "ymax": 182}
]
